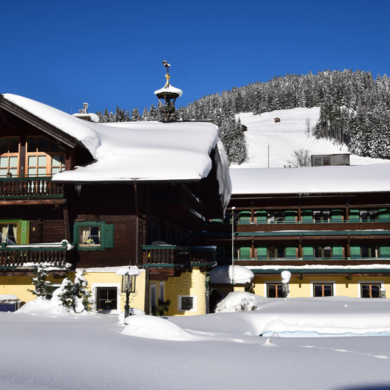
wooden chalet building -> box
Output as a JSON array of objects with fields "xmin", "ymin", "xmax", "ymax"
[
  {"xmin": 0, "ymin": 73, "xmax": 231, "ymax": 315},
  {"xmin": 190, "ymin": 165, "xmax": 390, "ymax": 302}
]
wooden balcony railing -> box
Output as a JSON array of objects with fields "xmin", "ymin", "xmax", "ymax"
[
  {"xmin": 142, "ymin": 245, "xmax": 215, "ymax": 266},
  {"xmin": 0, "ymin": 242, "xmax": 73, "ymax": 268},
  {"xmin": 0, "ymin": 177, "xmax": 64, "ymax": 198}
]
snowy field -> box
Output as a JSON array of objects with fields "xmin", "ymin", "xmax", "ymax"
[
  {"xmin": 2, "ymin": 296, "xmax": 390, "ymax": 390},
  {"xmin": 235, "ymin": 108, "xmax": 390, "ymax": 168}
]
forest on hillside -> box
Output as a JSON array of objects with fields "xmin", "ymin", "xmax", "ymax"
[{"xmin": 97, "ymin": 69, "xmax": 390, "ymax": 162}]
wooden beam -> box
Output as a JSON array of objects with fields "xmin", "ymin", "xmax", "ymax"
[
  {"xmin": 0, "ymin": 199, "xmax": 66, "ymax": 205},
  {"xmin": 63, "ymin": 202, "xmax": 71, "ymax": 242}
]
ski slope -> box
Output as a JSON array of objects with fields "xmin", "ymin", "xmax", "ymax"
[{"xmin": 235, "ymin": 107, "xmax": 390, "ymax": 168}]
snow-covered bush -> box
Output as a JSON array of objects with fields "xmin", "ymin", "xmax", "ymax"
[
  {"xmin": 53, "ymin": 270, "xmax": 93, "ymax": 313},
  {"xmin": 215, "ymin": 292, "xmax": 268, "ymax": 313},
  {"xmin": 28, "ymin": 266, "xmax": 53, "ymax": 300}
]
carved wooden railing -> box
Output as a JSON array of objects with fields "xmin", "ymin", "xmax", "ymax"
[
  {"xmin": 0, "ymin": 243, "xmax": 73, "ymax": 268},
  {"xmin": 0, "ymin": 177, "xmax": 64, "ymax": 197},
  {"xmin": 142, "ymin": 245, "xmax": 215, "ymax": 266}
]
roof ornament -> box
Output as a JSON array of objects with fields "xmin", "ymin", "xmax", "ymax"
[{"xmin": 154, "ymin": 61, "xmax": 183, "ymax": 122}]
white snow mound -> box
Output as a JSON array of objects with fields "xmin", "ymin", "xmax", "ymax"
[
  {"xmin": 122, "ymin": 315, "xmax": 196, "ymax": 341},
  {"xmin": 215, "ymin": 292, "xmax": 269, "ymax": 313},
  {"xmin": 210, "ymin": 265, "xmax": 254, "ymax": 285}
]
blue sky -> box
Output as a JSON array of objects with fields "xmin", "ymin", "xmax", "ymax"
[{"xmin": 2, "ymin": 0, "xmax": 390, "ymax": 115}]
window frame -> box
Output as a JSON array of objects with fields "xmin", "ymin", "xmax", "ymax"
[
  {"xmin": 26, "ymin": 136, "xmax": 66, "ymax": 177},
  {"xmin": 0, "ymin": 136, "xmax": 20, "ymax": 177},
  {"xmin": 73, "ymin": 221, "xmax": 114, "ymax": 251},
  {"xmin": 178, "ymin": 295, "xmax": 197, "ymax": 312},
  {"xmin": 357, "ymin": 280, "xmax": 384, "ymax": 298},
  {"xmin": 0, "ymin": 219, "xmax": 29, "ymax": 245},
  {"xmin": 96, "ymin": 287, "xmax": 118, "ymax": 311},
  {"xmin": 91, "ymin": 283, "xmax": 121, "ymax": 312},
  {"xmin": 313, "ymin": 283, "xmax": 334, "ymax": 297}
]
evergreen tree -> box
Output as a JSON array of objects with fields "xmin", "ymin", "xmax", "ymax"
[
  {"xmin": 131, "ymin": 108, "xmax": 141, "ymax": 122},
  {"xmin": 28, "ymin": 266, "xmax": 53, "ymax": 299},
  {"xmin": 142, "ymin": 107, "xmax": 149, "ymax": 121}
]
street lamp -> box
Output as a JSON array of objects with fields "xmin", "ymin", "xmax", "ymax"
[
  {"xmin": 380, "ymin": 287, "xmax": 386, "ymax": 299},
  {"xmin": 281, "ymin": 270, "xmax": 292, "ymax": 299},
  {"xmin": 116, "ymin": 266, "xmax": 141, "ymax": 318}
]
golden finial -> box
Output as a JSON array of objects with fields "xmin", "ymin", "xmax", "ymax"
[{"xmin": 162, "ymin": 60, "xmax": 171, "ymax": 87}]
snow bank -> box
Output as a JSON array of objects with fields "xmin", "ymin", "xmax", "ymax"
[
  {"xmin": 230, "ymin": 164, "xmax": 390, "ymax": 195},
  {"xmin": 122, "ymin": 315, "xmax": 197, "ymax": 341},
  {"xmin": 16, "ymin": 296, "xmax": 71, "ymax": 316},
  {"xmin": 0, "ymin": 294, "xmax": 18, "ymax": 301},
  {"xmin": 210, "ymin": 265, "xmax": 254, "ymax": 285},
  {"xmin": 215, "ymin": 292, "xmax": 268, "ymax": 313}
]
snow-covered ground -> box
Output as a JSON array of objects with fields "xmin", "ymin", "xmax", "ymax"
[
  {"xmin": 235, "ymin": 108, "xmax": 390, "ymax": 168},
  {"xmin": 2, "ymin": 296, "xmax": 390, "ymax": 390}
]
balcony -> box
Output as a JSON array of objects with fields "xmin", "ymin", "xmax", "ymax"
[
  {"xmin": 0, "ymin": 176, "xmax": 64, "ymax": 199},
  {"xmin": 0, "ymin": 242, "xmax": 74, "ymax": 269},
  {"xmin": 142, "ymin": 245, "xmax": 215, "ymax": 267}
]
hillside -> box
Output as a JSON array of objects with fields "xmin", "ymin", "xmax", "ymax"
[{"xmin": 235, "ymin": 107, "xmax": 390, "ymax": 168}]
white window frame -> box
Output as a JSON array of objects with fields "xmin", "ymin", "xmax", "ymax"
[
  {"xmin": 91, "ymin": 282, "xmax": 121, "ymax": 313},
  {"xmin": 178, "ymin": 295, "xmax": 197, "ymax": 312},
  {"xmin": 310, "ymin": 281, "xmax": 336, "ymax": 297},
  {"xmin": 159, "ymin": 281, "xmax": 165, "ymax": 302},
  {"xmin": 150, "ymin": 284, "xmax": 157, "ymax": 313},
  {"xmin": 357, "ymin": 280, "xmax": 384, "ymax": 298}
]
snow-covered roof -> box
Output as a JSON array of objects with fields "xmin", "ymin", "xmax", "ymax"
[
  {"xmin": 154, "ymin": 84, "xmax": 183, "ymax": 97},
  {"xmin": 2, "ymin": 94, "xmax": 231, "ymax": 210},
  {"xmin": 210, "ymin": 265, "xmax": 254, "ymax": 284},
  {"xmin": 230, "ymin": 164, "xmax": 390, "ymax": 195}
]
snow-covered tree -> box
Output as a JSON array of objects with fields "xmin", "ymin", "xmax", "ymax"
[{"xmin": 28, "ymin": 266, "xmax": 53, "ymax": 300}]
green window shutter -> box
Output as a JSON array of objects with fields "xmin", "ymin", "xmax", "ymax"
[
  {"xmin": 285, "ymin": 247, "xmax": 296, "ymax": 258},
  {"xmin": 239, "ymin": 211, "xmax": 251, "ymax": 225},
  {"xmin": 379, "ymin": 246, "xmax": 390, "ymax": 258},
  {"xmin": 302, "ymin": 210, "xmax": 313, "ymax": 223},
  {"xmin": 350, "ymin": 245, "xmax": 361, "ymax": 258},
  {"xmin": 104, "ymin": 224, "xmax": 115, "ymax": 248},
  {"xmin": 256, "ymin": 211, "xmax": 267, "ymax": 224},
  {"xmin": 211, "ymin": 219, "xmax": 223, "ymax": 224},
  {"xmin": 257, "ymin": 246, "xmax": 267, "ymax": 260},
  {"xmin": 303, "ymin": 246, "xmax": 313, "ymax": 259},
  {"xmin": 284, "ymin": 210, "xmax": 296, "ymax": 222},
  {"xmin": 378, "ymin": 208, "xmax": 390, "ymax": 222},
  {"xmin": 239, "ymin": 247, "xmax": 251, "ymax": 259},
  {"xmin": 332, "ymin": 246, "xmax": 343, "ymax": 259},
  {"xmin": 331, "ymin": 209, "xmax": 343, "ymax": 222},
  {"xmin": 349, "ymin": 209, "xmax": 360, "ymax": 222},
  {"xmin": 20, "ymin": 221, "xmax": 30, "ymax": 244}
]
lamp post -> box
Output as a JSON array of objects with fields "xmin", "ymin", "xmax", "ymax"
[
  {"xmin": 281, "ymin": 270, "xmax": 292, "ymax": 299},
  {"xmin": 117, "ymin": 266, "xmax": 140, "ymax": 318},
  {"xmin": 231, "ymin": 206, "xmax": 236, "ymax": 291},
  {"xmin": 380, "ymin": 287, "xmax": 387, "ymax": 299}
]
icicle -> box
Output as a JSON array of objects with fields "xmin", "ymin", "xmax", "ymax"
[{"xmin": 75, "ymin": 185, "xmax": 82, "ymax": 196}]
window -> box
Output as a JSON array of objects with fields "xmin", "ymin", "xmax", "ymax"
[
  {"xmin": 80, "ymin": 226, "xmax": 101, "ymax": 246},
  {"xmin": 267, "ymin": 284, "xmax": 285, "ymax": 298},
  {"xmin": 323, "ymin": 246, "xmax": 332, "ymax": 258},
  {"xmin": 314, "ymin": 246, "xmax": 322, "ymax": 258},
  {"xmin": 0, "ymin": 223, "xmax": 17, "ymax": 244},
  {"xmin": 313, "ymin": 210, "xmax": 330, "ymax": 223},
  {"xmin": 178, "ymin": 295, "xmax": 197, "ymax": 311},
  {"xmin": 238, "ymin": 212, "xmax": 251, "ymax": 225},
  {"xmin": 96, "ymin": 287, "xmax": 118, "ymax": 311},
  {"xmin": 0, "ymin": 137, "xmax": 19, "ymax": 177},
  {"xmin": 73, "ymin": 221, "xmax": 115, "ymax": 251},
  {"xmin": 159, "ymin": 282, "xmax": 165, "ymax": 302},
  {"xmin": 150, "ymin": 284, "xmax": 157, "ymax": 312},
  {"xmin": 26, "ymin": 136, "xmax": 65, "ymax": 177},
  {"xmin": 361, "ymin": 284, "xmax": 381, "ymax": 298},
  {"xmin": 313, "ymin": 284, "xmax": 333, "ymax": 297}
]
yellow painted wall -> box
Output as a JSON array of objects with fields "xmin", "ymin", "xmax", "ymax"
[
  {"xmin": 151, "ymin": 267, "xmax": 207, "ymax": 316},
  {"xmin": 0, "ymin": 269, "xmax": 146, "ymax": 313},
  {"xmin": 253, "ymin": 275, "xmax": 390, "ymax": 298}
]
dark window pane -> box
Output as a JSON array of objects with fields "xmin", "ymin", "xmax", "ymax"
[
  {"xmin": 324, "ymin": 285, "xmax": 333, "ymax": 296},
  {"xmin": 27, "ymin": 137, "xmax": 37, "ymax": 152},
  {"xmin": 361, "ymin": 285, "xmax": 370, "ymax": 298},
  {"xmin": 277, "ymin": 248, "xmax": 284, "ymax": 258},
  {"xmin": 268, "ymin": 285, "xmax": 276, "ymax": 298},
  {"xmin": 371, "ymin": 285, "xmax": 380, "ymax": 298},
  {"xmin": 181, "ymin": 297, "xmax": 193, "ymax": 310},
  {"xmin": 277, "ymin": 285, "xmax": 285, "ymax": 298},
  {"xmin": 9, "ymin": 138, "xmax": 19, "ymax": 153},
  {"xmin": 323, "ymin": 158, "xmax": 330, "ymax": 166},
  {"xmin": 314, "ymin": 285, "xmax": 323, "ymax": 297},
  {"xmin": 361, "ymin": 247, "xmax": 369, "ymax": 258},
  {"xmin": 38, "ymin": 137, "xmax": 49, "ymax": 152},
  {"xmin": 108, "ymin": 289, "xmax": 117, "ymax": 299},
  {"xmin": 314, "ymin": 246, "xmax": 322, "ymax": 257},
  {"xmin": 50, "ymin": 141, "xmax": 61, "ymax": 152},
  {"xmin": 324, "ymin": 247, "xmax": 331, "ymax": 258},
  {"xmin": 0, "ymin": 138, "xmax": 8, "ymax": 154},
  {"xmin": 268, "ymin": 248, "xmax": 275, "ymax": 258}
]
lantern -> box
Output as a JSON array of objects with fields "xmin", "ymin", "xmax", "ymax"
[{"xmin": 116, "ymin": 266, "xmax": 140, "ymax": 318}]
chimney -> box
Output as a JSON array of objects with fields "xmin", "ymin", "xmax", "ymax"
[{"xmin": 83, "ymin": 103, "xmax": 89, "ymax": 114}]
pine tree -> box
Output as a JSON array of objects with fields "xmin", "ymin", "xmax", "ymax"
[
  {"xmin": 28, "ymin": 266, "xmax": 53, "ymax": 299},
  {"xmin": 142, "ymin": 107, "xmax": 149, "ymax": 121},
  {"xmin": 131, "ymin": 108, "xmax": 141, "ymax": 122}
]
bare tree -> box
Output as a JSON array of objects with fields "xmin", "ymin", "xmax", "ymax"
[
  {"xmin": 287, "ymin": 149, "xmax": 311, "ymax": 167},
  {"xmin": 305, "ymin": 117, "xmax": 311, "ymax": 135}
]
